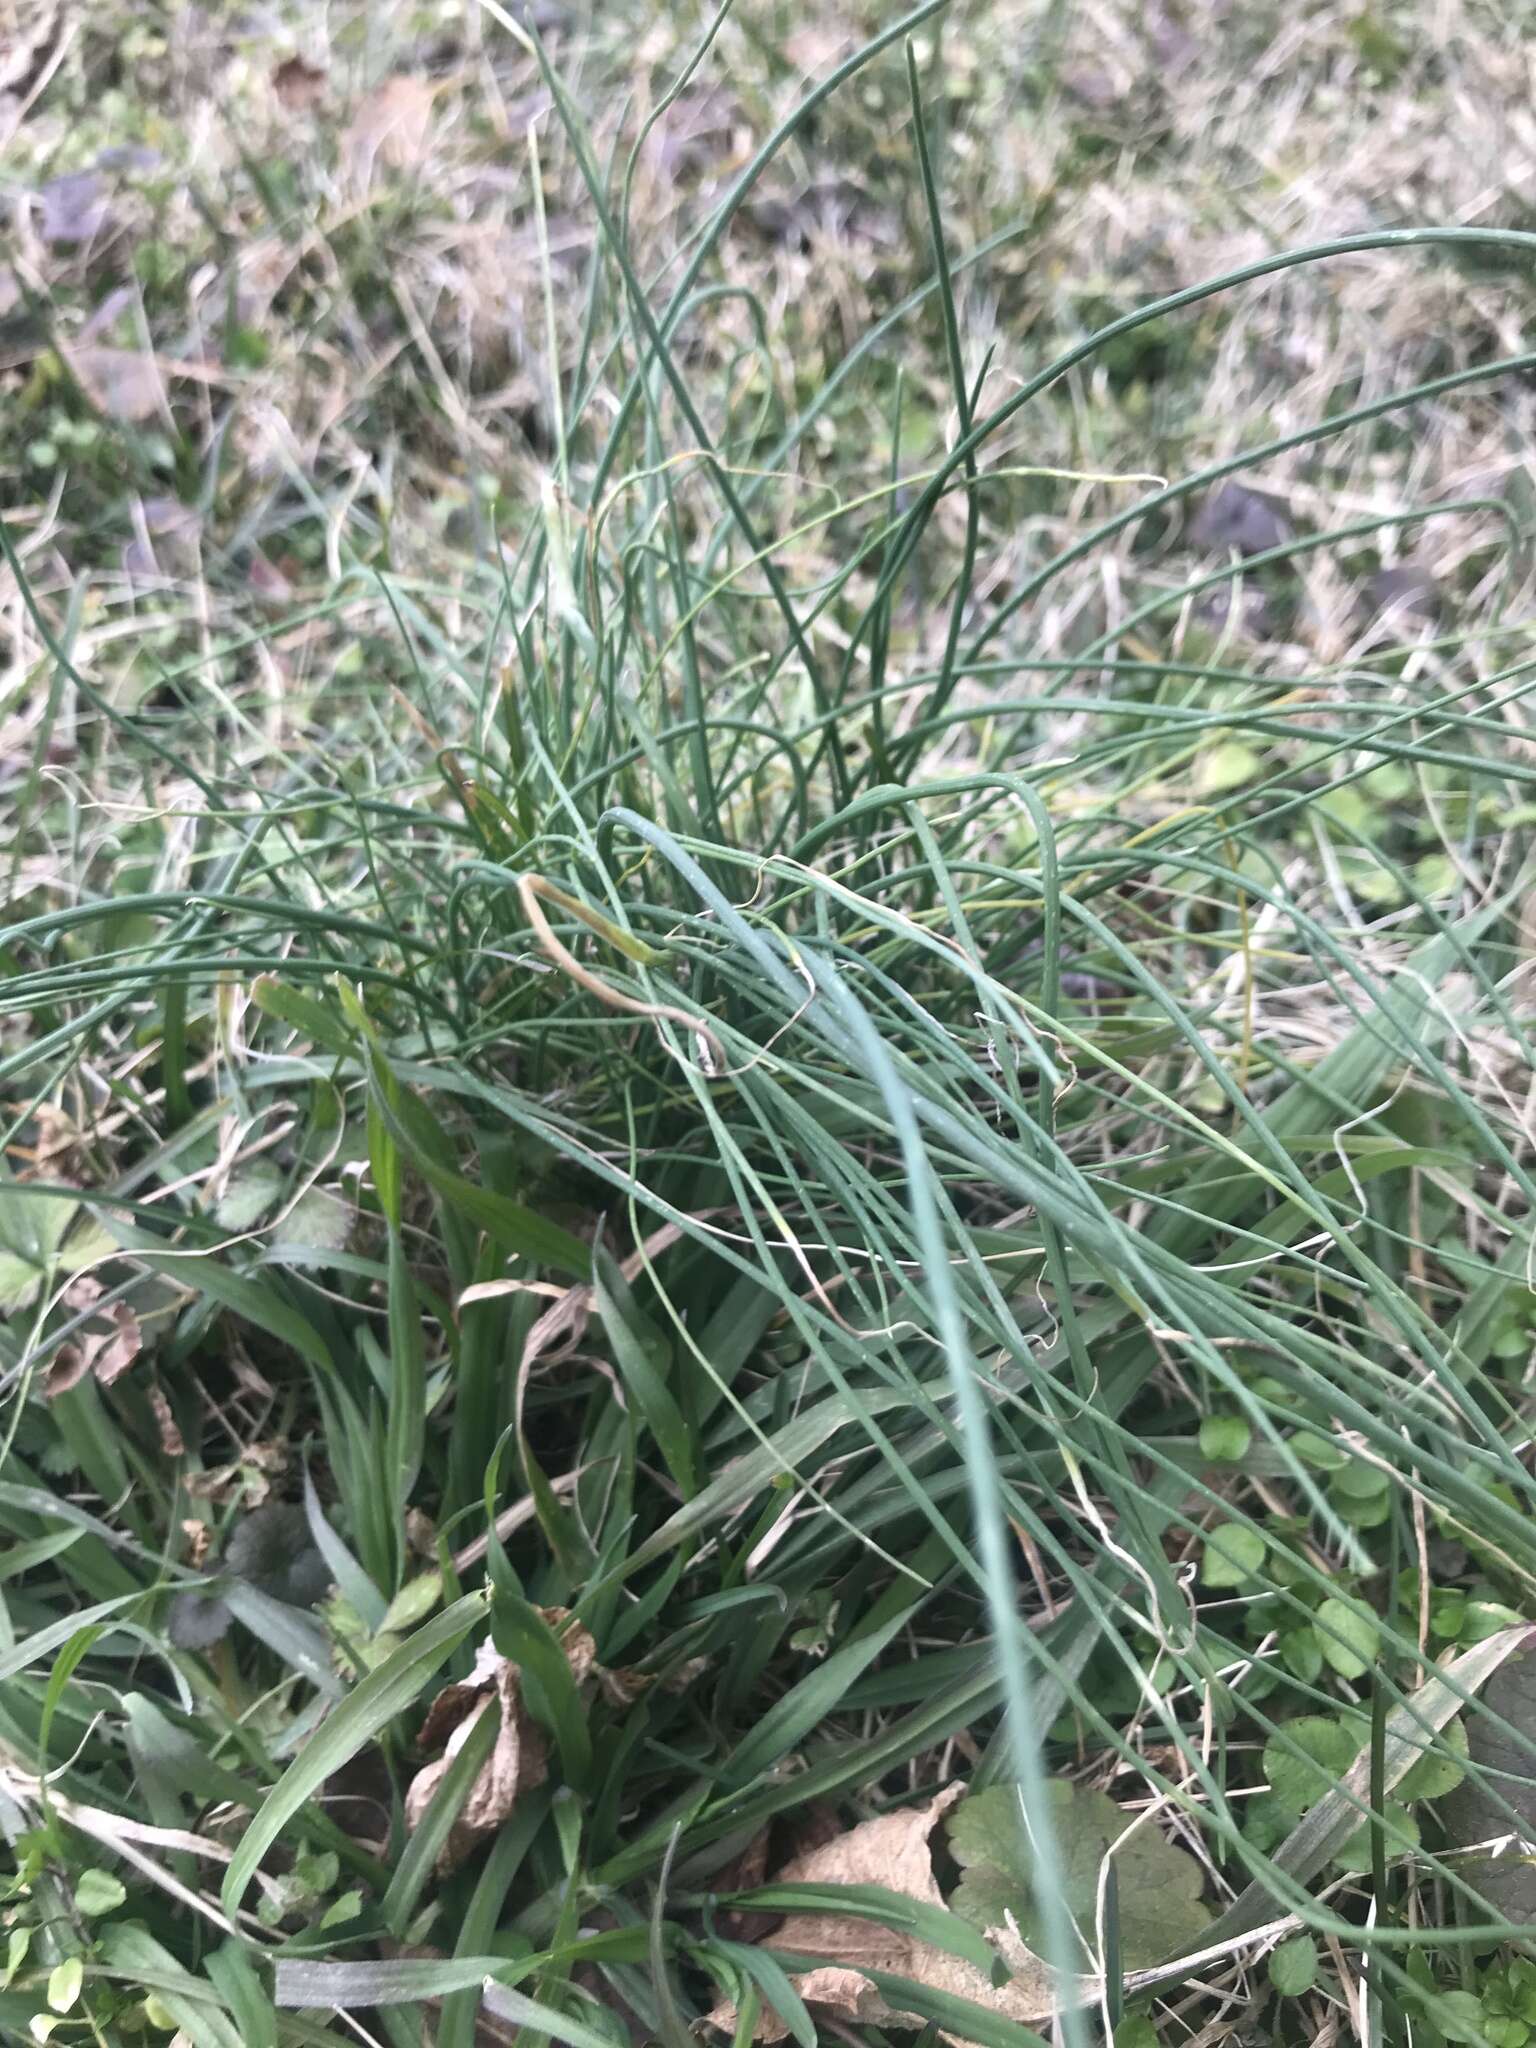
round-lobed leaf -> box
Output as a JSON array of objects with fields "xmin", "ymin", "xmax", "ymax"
[
  {"xmin": 947, "ymin": 1779, "xmax": 1209, "ymax": 1971},
  {"xmin": 1268, "ymin": 1936, "xmax": 1318, "ymax": 1997},
  {"xmin": 1200, "ymin": 1523, "xmax": 1266, "ymax": 1588},
  {"xmin": 1314, "ymin": 1597, "xmax": 1379, "ymax": 1679}
]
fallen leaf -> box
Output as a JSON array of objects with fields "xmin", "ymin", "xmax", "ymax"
[
  {"xmin": 406, "ymin": 1608, "xmax": 599, "ymax": 1872},
  {"xmin": 62, "ymin": 344, "xmax": 164, "ymax": 424},
  {"xmin": 44, "ymin": 1280, "xmax": 142, "ymax": 1399},
  {"xmin": 949, "ymin": 1778, "xmax": 1209, "ymax": 1972},
  {"xmin": 148, "ymin": 1384, "xmax": 183, "ymax": 1456},
  {"xmin": 1188, "ymin": 482, "xmax": 1292, "ymax": 560},
  {"xmin": 596, "ymin": 1662, "xmax": 654, "ymax": 1708},
  {"xmin": 272, "ymin": 55, "xmax": 326, "ymax": 111},
  {"xmin": 344, "ymin": 74, "xmax": 437, "ymax": 189},
  {"xmin": 184, "ymin": 1440, "xmax": 288, "ymax": 1506},
  {"xmin": 247, "ymin": 552, "xmax": 295, "ymax": 604},
  {"xmin": 707, "ymin": 1787, "xmax": 1069, "ymax": 2044},
  {"xmin": 38, "ymin": 168, "xmax": 110, "ymax": 245},
  {"xmin": 89, "ymin": 1302, "xmax": 141, "ymax": 1385}
]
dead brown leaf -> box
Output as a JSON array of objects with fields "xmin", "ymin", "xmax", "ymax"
[
  {"xmin": 596, "ymin": 1663, "xmax": 654, "ymax": 1709},
  {"xmin": 63, "ymin": 344, "xmax": 164, "ymax": 424},
  {"xmin": 344, "ymin": 74, "xmax": 438, "ymax": 190},
  {"xmin": 45, "ymin": 1278, "xmax": 143, "ymax": 1398},
  {"xmin": 707, "ymin": 1787, "xmax": 1072, "ymax": 2044},
  {"xmin": 184, "ymin": 1440, "xmax": 288, "ymax": 1505},
  {"xmin": 247, "ymin": 552, "xmax": 295, "ymax": 604},
  {"xmin": 151, "ymin": 1385, "xmax": 185, "ymax": 1458},
  {"xmin": 406, "ymin": 1608, "xmax": 599, "ymax": 1872},
  {"xmin": 272, "ymin": 55, "xmax": 326, "ymax": 111}
]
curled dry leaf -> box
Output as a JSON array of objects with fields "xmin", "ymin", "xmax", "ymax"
[
  {"xmin": 344, "ymin": 74, "xmax": 437, "ymax": 190},
  {"xmin": 45, "ymin": 1277, "xmax": 143, "ymax": 1398},
  {"xmin": 707, "ymin": 1786, "xmax": 1070, "ymax": 2044},
  {"xmin": 405, "ymin": 1608, "xmax": 598, "ymax": 1872}
]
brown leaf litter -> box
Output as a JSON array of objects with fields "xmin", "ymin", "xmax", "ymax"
[
  {"xmin": 707, "ymin": 1785, "xmax": 1077, "ymax": 2043},
  {"xmin": 407, "ymin": 1610, "xmax": 650, "ymax": 1872},
  {"xmin": 45, "ymin": 1276, "xmax": 142, "ymax": 1398},
  {"xmin": 344, "ymin": 74, "xmax": 438, "ymax": 190},
  {"xmin": 271, "ymin": 55, "xmax": 326, "ymax": 112},
  {"xmin": 61, "ymin": 344, "xmax": 166, "ymax": 424}
]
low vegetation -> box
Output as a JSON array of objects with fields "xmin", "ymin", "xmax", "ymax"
[{"xmin": 5, "ymin": 3, "xmax": 1536, "ymax": 2045}]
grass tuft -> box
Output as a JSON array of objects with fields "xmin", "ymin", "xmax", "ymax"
[{"xmin": 5, "ymin": 4, "xmax": 1536, "ymax": 2046}]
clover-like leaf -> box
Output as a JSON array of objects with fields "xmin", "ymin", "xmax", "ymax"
[
  {"xmin": 1397, "ymin": 1715, "xmax": 1467, "ymax": 1802},
  {"xmin": 947, "ymin": 1778, "xmax": 1210, "ymax": 1971},
  {"xmin": 1333, "ymin": 1799, "xmax": 1418, "ymax": 1873},
  {"xmin": 1314, "ymin": 1596, "xmax": 1379, "ymax": 1679},
  {"xmin": 1201, "ymin": 1522, "xmax": 1266, "ymax": 1587},
  {"xmin": 1262, "ymin": 1714, "xmax": 1364, "ymax": 1815}
]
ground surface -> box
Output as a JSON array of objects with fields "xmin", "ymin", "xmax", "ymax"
[{"xmin": 6, "ymin": 3, "xmax": 1536, "ymax": 2046}]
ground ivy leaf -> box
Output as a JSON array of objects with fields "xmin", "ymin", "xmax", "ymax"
[
  {"xmin": 1268, "ymin": 1936, "xmax": 1317, "ymax": 1996},
  {"xmin": 1333, "ymin": 1800, "xmax": 1417, "ymax": 1874},
  {"xmin": 1314, "ymin": 1596, "xmax": 1379, "ymax": 1678},
  {"xmin": 1262, "ymin": 1715, "xmax": 1365, "ymax": 1814},
  {"xmin": 1200, "ymin": 1522, "xmax": 1266, "ymax": 1587},
  {"xmin": 947, "ymin": 1779, "xmax": 1210, "ymax": 1971},
  {"xmin": 1397, "ymin": 1717, "xmax": 1467, "ymax": 1802}
]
